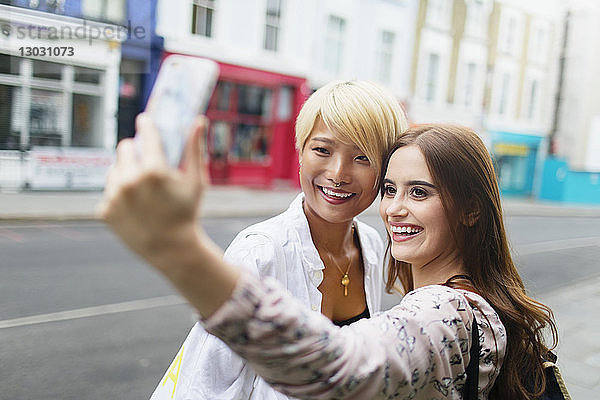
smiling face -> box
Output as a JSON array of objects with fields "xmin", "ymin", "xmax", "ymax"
[
  {"xmin": 379, "ymin": 145, "xmax": 458, "ymax": 269},
  {"xmin": 299, "ymin": 119, "xmax": 378, "ymax": 225}
]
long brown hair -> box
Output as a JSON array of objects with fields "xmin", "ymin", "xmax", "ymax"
[{"xmin": 382, "ymin": 124, "xmax": 558, "ymax": 399}]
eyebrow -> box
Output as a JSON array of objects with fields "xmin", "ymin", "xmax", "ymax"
[
  {"xmin": 382, "ymin": 178, "xmax": 437, "ymax": 189},
  {"xmin": 309, "ymin": 136, "xmax": 361, "ymax": 151}
]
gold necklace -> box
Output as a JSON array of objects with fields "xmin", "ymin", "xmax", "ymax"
[{"xmin": 321, "ymin": 225, "xmax": 355, "ymax": 297}]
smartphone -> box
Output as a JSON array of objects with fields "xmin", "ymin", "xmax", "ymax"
[{"xmin": 143, "ymin": 55, "xmax": 219, "ymax": 167}]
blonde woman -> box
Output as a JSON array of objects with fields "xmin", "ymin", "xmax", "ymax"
[{"xmin": 147, "ymin": 81, "xmax": 408, "ymax": 399}]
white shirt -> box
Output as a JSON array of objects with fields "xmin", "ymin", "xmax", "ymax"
[{"xmin": 150, "ymin": 193, "xmax": 385, "ymax": 400}]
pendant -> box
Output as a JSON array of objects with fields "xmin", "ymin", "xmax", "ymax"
[{"xmin": 341, "ymin": 274, "xmax": 350, "ymax": 296}]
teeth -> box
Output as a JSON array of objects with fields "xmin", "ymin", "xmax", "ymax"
[
  {"xmin": 391, "ymin": 226, "xmax": 422, "ymax": 234},
  {"xmin": 322, "ymin": 187, "xmax": 353, "ymax": 198}
]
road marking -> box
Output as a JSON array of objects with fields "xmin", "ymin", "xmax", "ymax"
[
  {"xmin": 0, "ymin": 228, "xmax": 24, "ymax": 242},
  {"xmin": 0, "ymin": 295, "xmax": 187, "ymax": 329},
  {"xmin": 515, "ymin": 236, "xmax": 600, "ymax": 256}
]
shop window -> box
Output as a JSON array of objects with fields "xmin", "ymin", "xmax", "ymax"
[
  {"xmin": 231, "ymin": 124, "xmax": 269, "ymax": 161},
  {"xmin": 210, "ymin": 121, "xmax": 231, "ymax": 159},
  {"xmin": 207, "ymin": 82, "xmax": 275, "ymax": 165},
  {"xmin": 192, "ymin": 0, "xmax": 216, "ymax": 37},
  {"xmin": 74, "ymin": 66, "xmax": 102, "ymax": 84},
  {"xmin": 277, "ymin": 86, "xmax": 293, "ymax": 120},
  {"xmin": 216, "ymin": 81, "xmax": 232, "ymax": 111},
  {"xmin": 264, "ymin": 0, "xmax": 283, "ymax": 51},
  {"xmin": 238, "ymin": 84, "xmax": 272, "ymax": 119},
  {"xmin": 71, "ymin": 93, "xmax": 102, "ymax": 147},
  {"xmin": 32, "ymin": 59, "xmax": 62, "ymax": 80},
  {"xmin": 0, "ymin": 85, "xmax": 20, "ymax": 149},
  {"xmin": 0, "ymin": 54, "xmax": 20, "ymax": 75},
  {"xmin": 29, "ymin": 89, "xmax": 63, "ymax": 146}
]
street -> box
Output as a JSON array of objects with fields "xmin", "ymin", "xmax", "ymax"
[{"xmin": 1, "ymin": 215, "xmax": 599, "ymax": 399}]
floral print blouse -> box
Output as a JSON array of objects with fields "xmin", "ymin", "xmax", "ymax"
[{"xmin": 204, "ymin": 271, "xmax": 506, "ymax": 400}]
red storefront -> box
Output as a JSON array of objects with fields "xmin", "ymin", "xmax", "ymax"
[{"xmin": 174, "ymin": 58, "xmax": 309, "ymax": 187}]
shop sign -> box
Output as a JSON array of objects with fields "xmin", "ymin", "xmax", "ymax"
[
  {"xmin": 493, "ymin": 142, "xmax": 529, "ymax": 157},
  {"xmin": 29, "ymin": 147, "xmax": 113, "ymax": 189}
]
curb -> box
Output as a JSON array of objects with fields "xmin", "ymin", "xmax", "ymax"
[{"xmin": 1, "ymin": 189, "xmax": 599, "ymax": 220}]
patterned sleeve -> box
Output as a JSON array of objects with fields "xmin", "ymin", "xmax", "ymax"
[{"xmin": 204, "ymin": 271, "xmax": 480, "ymax": 399}]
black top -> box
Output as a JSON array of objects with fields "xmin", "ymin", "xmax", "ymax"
[{"xmin": 333, "ymin": 307, "xmax": 370, "ymax": 327}]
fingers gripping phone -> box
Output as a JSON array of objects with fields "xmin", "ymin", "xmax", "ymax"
[{"xmin": 143, "ymin": 55, "xmax": 219, "ymax": 167}]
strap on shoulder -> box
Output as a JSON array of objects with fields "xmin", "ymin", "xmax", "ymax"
[{"xmin": 463, "ymin": 313, "xmax": 480, "ymax": 400}]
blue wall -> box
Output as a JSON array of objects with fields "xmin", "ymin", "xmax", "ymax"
[
  {"xmin": 122, "ymin": 0, "xmax": 163, "ymax": 106},
  {"xmin": 539, "ymin": 157, "xmax": 600, "ymax": 204}
]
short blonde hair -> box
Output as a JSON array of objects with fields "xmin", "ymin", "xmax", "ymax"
[{"xmin": 295, "ymin": 80, "xmax": 408, "ymax": 186}]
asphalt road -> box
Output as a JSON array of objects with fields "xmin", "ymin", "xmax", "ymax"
[{"xmin": 1, "ymin": 215, "xmax": 599, "ymax": 400}]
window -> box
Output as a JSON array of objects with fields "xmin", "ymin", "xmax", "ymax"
[
  {"xmin": 0, "ymin": 85, "xmax": 20, "ymax": 149},
  {"xmin": 192, "ymin": 0, "xmax": 216, "ymax": 37},
  {"xmin": 530, "ymin": 24, "xmax": 547, "ymax": 63},
  {"xmin": 277, "ymin": 86, "xmax": 293, "ymax": 120},
  {"xmin": 81, "ymin": 0, "xmax": 126, "ymax": 23},
  {"xmin": 215, "ymin": 81, "xmax": 232, "ymax": 111},
  {"xmin": 498, "ymin": 72, "xmax": 510, "ymax": 115},
  {"xmin": 527, "ymin": 80, "xmax": 538, "ymax": 120},
  {"xmin": 74, "ymin": 66, "xmax": 102, "ymax": 84},
  {"xmin": 206, "ymin": 82, "xmax": 275, "ymax": 164},
  {"xmin": 427, "ymin": 0, "xmax": 450, "ymax": 28},
  {"xmin": 71, "ymin": 93, "xmax": 103, "ymax": 147},
  {"xmin": 324, "ymin": 15, "xmax": 346, "ymax": 74},
  {"xmin": 0, "ymin": 54, "xmax": 19, "ymax": 75},
  {"xmin": 238, "ymin": 85, "xmax": 272, "ymax": 118},
  {"xmin": 264, "ymin": 0, "xmax": 283, "ymax": 51},
  {"xmin": 376, "ymin": 30, "xmax": 395, "ymax": 83},
  {"xmin": 425, "ymin": 53, "xmax": 439, "ymax": 102},
  {"xmin": 465, "ymin": 0, "xmax": 486, "ymax": 37},
  {"xmin": 0, "ymin": 58, "xmax": 104, "ymax": 150},
  {"xmin": 29, "ymin": 0, "xmax": 66, "ymax": 14},
  {"xmin": 464, "ymin": 62, "xmax": 476, "ymax": 107},
  {"xmin": 32, "ymin": 59, "xmax": 62, "ymax": 80},
  {"xmin": 501, "ymin": 15, "xmax": 517, "ymax": 54},
  {"xmin": 29, "ymin": 89, "xmax": 63, "ymax": 147}
]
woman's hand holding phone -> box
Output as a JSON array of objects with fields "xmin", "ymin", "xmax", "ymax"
[
  {"xmin": 98, "ymin": 113, "xmax": 210, "ymax": 269},
  {"xmin": 98, "ymin": 113, "xmax": 239, "ymax": 317}
]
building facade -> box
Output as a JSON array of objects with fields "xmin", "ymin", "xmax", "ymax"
[
  {"xmin": 0, "ymin": 0, "xmax": 125, "ymax": 189},
  {"xmin": 409, "ymin": 0, "xmax": 564, "ymax": 197},
  {"xmin": 156, "ymin": 0, "xmax": 417, "ymax": 187},
  {"xmin": 538, "ymin": 0, "xmax": 600, "ymax": 204}
]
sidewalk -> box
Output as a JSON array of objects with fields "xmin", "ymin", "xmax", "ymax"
[
  {"xmin": 539, "ymin": 275, "xmax": 600, "ymax": 399},
  {"xmin": 1, "ymin": 186, "xmax": 600, "ymax": 220}
]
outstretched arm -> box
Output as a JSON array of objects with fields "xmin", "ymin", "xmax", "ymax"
[{"xmin": 97, "ymin": 113, "xmax": 239, "ymax": 318}]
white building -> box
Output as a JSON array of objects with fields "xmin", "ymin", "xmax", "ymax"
[
  {"xmin": 554, "ymin": 0, "xmax": 600, "ymax": 171},
  {"xmin": 410, "ymin": 0, "xmax": 493, "ymax": 128},
  {"xmin": 0, "ymin": 4, "xmax": 123, "ymax": 189},
  {"xmin": 484, "ymin": 0, "xmax": 564, "ymax": 196}
]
